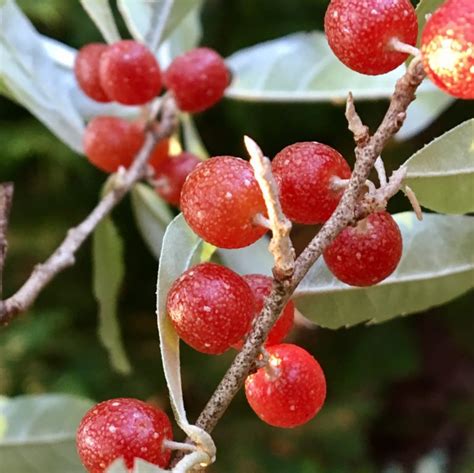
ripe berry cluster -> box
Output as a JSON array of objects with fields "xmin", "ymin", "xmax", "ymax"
[
  {"xmin": 324, "ymin": 0, "xmax": 474, "ymax": 99},
  {"xmin": 76, "ymin": 41, "xmax": 230, "ymax": 173}
]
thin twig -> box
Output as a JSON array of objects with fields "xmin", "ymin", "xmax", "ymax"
[
  {"xmin": 193, "ymin": 56, "xmax": 426, "ymax": 438},
  {"xmin": 245, "ymin": 136, "xmax": 295, "ymax": 279},
  {"xmin": 345, "ymin": 92, "xmax": 370, "ymax": 146},
  {"xmin": 0, "ymin": 183, "xmax": 14, "ymax": 298},
  {"xmin": 0, "ymin": 99, "xmax": 178, "ymax": 326}
]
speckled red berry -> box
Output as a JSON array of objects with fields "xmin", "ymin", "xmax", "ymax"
[
  {"xmin": 83, "ymin": 116, "xmax": 145, "ymax": 173},
  {"xmin": 421, "ymin": 0, "xmax": 474, "ymax": 99},
  {"xmin": 154, "ymin": 152, "xmax": 201, "ymax": 207},
  {"xmin": 324, "ymin": 0, "xmax": 418, "ymax": 75},
  {"xmin": 166, "ymin": 262, "xmax": 255, "ymax": 354},
  {"xmin": 74, "ymin": 43, "xmax": 111, "ymax": 102},
  {"xmin": 272, "ymin": 142, "xmax": 351, "ymax": 224},
  {"xmin": 233, "ymin": 274, "xmax": 294, "ymax": 349},
  {"xmin": 100, "ymin": 40, "xmax": 162, "ymax": 105},
  {"xmin": 324, "ymin": 211, "xmax": 402, "ymax": 287},
  {"xmin": 76, "ymin": 398, "xmax": 172, "ymax": 473},
  {"xmin": 164, "ymin": 47, "xmax": 230, "ymax": 113},
  {"xmin": 181, "ymin": 156, "xmax": 268, "ymax": 248},
  {"xmin": 245, "ymin": 344, "xmax": 326, "ymax": 428},
  {"xmin": 149, "ymin": 138, "xmax": 171, "ymax": 173}
]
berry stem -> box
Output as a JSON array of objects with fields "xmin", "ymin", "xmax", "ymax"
[
  {"xmin": 244, "ymin": 136, "xmax": 295, "ymax": 279},
  {"xmin": 163, "ymin": 440, "xmax": 199, "ymax": 452},
  {"xmin": 404, "ymin": 185, "xmax": 423, "ymax": 221},
  {"xmin": 374, "ymin": 157, "xmax": 388, "ymax": 186},
  {"xmin": 0, "ymin": 97, "xmax": 178, "ymax": 326},
  {"xmin": 253, "ymin": 213, "xmax": 272, "ymax": 230},
  {"xmin": 389, "ymin": 38, "xmax": 421, "ymax": 57}
]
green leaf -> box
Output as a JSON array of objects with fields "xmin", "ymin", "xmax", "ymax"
[
  {"xmin": 131, "ymin": 184, "xmax": 174, "ymax": 259},
  {"xmin": 181, "ymin": 113, "xmax": 209, "ymax": 159},
  {"xmin": 117, "ymin": 0, "xmax": 202, "ymax": 51},
  {"xmin": 0, "ymin": 0, "xmax": 85, "ymax": 152},
  {"xmin": 79, "ymin": 0, "xmax": 120, "ymax": 44},
  {"xmin": 415, "ymin": 0, "xmax": 445, "ymax": 47},
  {"xmin": 294, "ymin": 213, "xmax": 474, "ymax": 329},
  {"xmin": 157, "ymin": 5, "xmax": 202, "ymax": 69},
  {"xmin": 92, "ymin": 218, "xmax": 131, "ymax": 375},
  {"xmin": 404, "ymin": 119, "xmax": 474, "ymax": 214},
  {"xmin": 218, "ymin": 236, "xmax": 273, "ymax": 276},
  {"xmin": 0, "ymin": 394, "xmax": 93, "ymax": 473},
  {"xmin": 226, "ymin": 31, "xmax": 450, "ymax": 138}
]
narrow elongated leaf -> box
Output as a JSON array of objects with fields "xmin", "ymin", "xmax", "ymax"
[
  {"xmin": 0, "ymin": 0, "xmax": 84, "ymax": 152},
  {"xmin": 131, "ymin": 183, "xmax": 174, "ymax": 259},
  {"xmin": 181, "ymin": 113, "xmax": 209, "ymax": 159},
  {"xmin": 156, "ymin": 214, "xmax": 216, "ymax": 465},
  {"xmin": 294, "ymin": 213, "xmax": 474, "ymax": 329},
  {"xmin": 226, "ymin": 31, "xmax": 450, "ymax": 138},
  {"xmin": 0, "ymin": 394, "xmax": 93, "ymax": 473},
  {"xmin": 118, "ymin": 0, "xmax": 201, "ymax": 51},
  {"xmin": 404, "ymin": 119, "xmax": 474, "ymax": 214},
  {"xmin": 93, "ymin": 218, "xmax": 131, "ymax": 374},
  {"xmin": 79, "ymin": 0, "xmax": 120, "ymax": 44}
]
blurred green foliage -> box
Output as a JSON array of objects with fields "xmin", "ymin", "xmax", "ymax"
[{"xmin": 0, "ymin": 1, "xmax": 473, "ymax": 472}]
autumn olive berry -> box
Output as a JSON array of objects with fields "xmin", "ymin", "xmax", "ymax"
[
  {"xmin": 166, "ymin": 262, "xmax": 255, "ymax": 354},
  {"xmin": 76, "ymin": 398, "xmax": 172, "ymax": 473},
  {"xmin": 324, "ymin": 211, "xmax": 403, "ymax": 287}
]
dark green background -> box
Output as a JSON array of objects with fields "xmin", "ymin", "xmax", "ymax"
[{"xmin": 0, "ymin": 1, "xmax": 473, "ymax": 472}]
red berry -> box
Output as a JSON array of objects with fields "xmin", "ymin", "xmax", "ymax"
[
  {"xmin": 154, "ymin": 152, "xmax": 201, "ymax": 207},
  {"xmin": 149, "ymin": 138, "xmax": 171, "ymax": 173},
  {"xmin": 324, "ymin": 0, "xmax": 418, "ymax": 75},
  {"xmin": 74, "ymin": 43, "xmax": 111, "ymax": 103},
  {"xmin": 181, "ymin": 157, "xmax": 268, "ymax": 249},
  {"xmin": 421, "ymin": 0, "xmax": 474, "ymax": 99},
  {"xmin": 245, "ymin": 344, "xmax": 326, "ymax": 428},
  {"xmin": 76, "ymin": 398, "xmax": 172, "ymax": 473},
  {"xmin": 324, "ymin": 211, "xmax": 403, "ymax": 287},
  {"xmin": 164, "ymin": 47, "xmax": 230, "ymax": 113},
  {"xmin": 272, "ymin": 142, "xmax": 351, "ymax": 224},
  {"xmin": 233, "ymin": 274, "xmax": 294, "ymax": 349},
  {"xmin": 83, "ymin": 116, "xmax": 145, "ymax": 173},
  {"xmin": 100, "ymin": 40, "xmax": 162, "ymax": 105},
  {"xmin": 166, "ymin": 262, "xmax": 255, "ymax": 354}
]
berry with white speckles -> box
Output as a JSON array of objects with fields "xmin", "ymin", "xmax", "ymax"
[
  {"xmin": 149, "ymin": 138, "xmax": 171, "ymax": 173},
  {"xmin": 233, "ymin": 274, "xmax": 294, "ymax": 349},
  {"xmin": 324, "ymin": 0, "xmax": 418, "ymax": 75},
  {"xmin": 74, "ymin": 43, "xmax": 111, "ymax": 103},
  {"xmin": 83, "ymin": 116, "xmax": 145, "ymax": 173},
  {"xmin": 154, "ymin": 152, "xmax": 201, "ymax": 207},
  {"xmin": 164, "ymin": 48, "xmax": 230, "ymax": 113},
  {"xmin": 272, "ymin": 142, "xmax": 351, "ymax": 224},
  {"xmin": 99, "ymin": 40, "xmax": 162, "ymax": 105},
  {"xmin": 245, "ymin": 344, "xmax": 326, "ymax": 428},
  {"xmin": 166, "ymin": 262, "xmax": 255, "ymax": 354},
  {"xmin": 421, "ymin": 0, "xmax": 474, "ymax": 99},
  {"xmin": 76, "ymin": 398, "xmax": 172, "ymax": 473},
  {"xmin": 180, "ymin": 156, "xmax": 268, "ymax": 249},
  {"xmin": 324, "ymin": 211, "xmax": 403, "ymax": 287}
]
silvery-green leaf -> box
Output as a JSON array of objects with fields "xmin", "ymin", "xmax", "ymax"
[
  {"xmin": 93, "ymin": 218, "xmax": 131, "ymax": 374},
  {"xmin": 181, "ymin": 113, "xmax": 209, "ymax": 159},
  {"xmin": 118, "ymin": 0, "xmax": 202, "ymax": 51},
  {"xmin": 131, "ymin": 183, "xmax": 174, "ymax": 259},
  {"xmin": 79, "ymin": 0, "xmax": 120, "ymax": 44},
  {"xmin": 404, "ymin": 119, "xmax": 474, "ymax": 214},
  {"xmin": 0, "ymin": 394, "xmax": 92, "ymax": 473},
  {"xmin": 156, "ymin": 214, "xmax": 216, "ymax": 465},
  {"xmin": 0, "ymin": 0, "xmax": 85, "ymax": 152},
  {"xmin": 157, "ymin": 5, "xmax": 202, "ymax": 69},
  {"xmin": 294, "ymin": 213, "xmax": 474, "ymax": 329},
  {"xmin": 218, "ymin": 236, "xmax": 273, "ymax": 276}
]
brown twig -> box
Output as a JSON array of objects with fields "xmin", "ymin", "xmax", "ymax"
[
  {"xmin": 193, "ymin": 56, "xmax": 426, "ymax": 438},
  {"xmin": 0, "ymin": 183, "xmax": 14, "ymax": 298},
  {"xmin": 0, "ymin": 98, "xmax": 178, "ymax": 326},
  {"xmin": 245, "ymin": 135, "xmax": 295, "ymax": 279}
]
